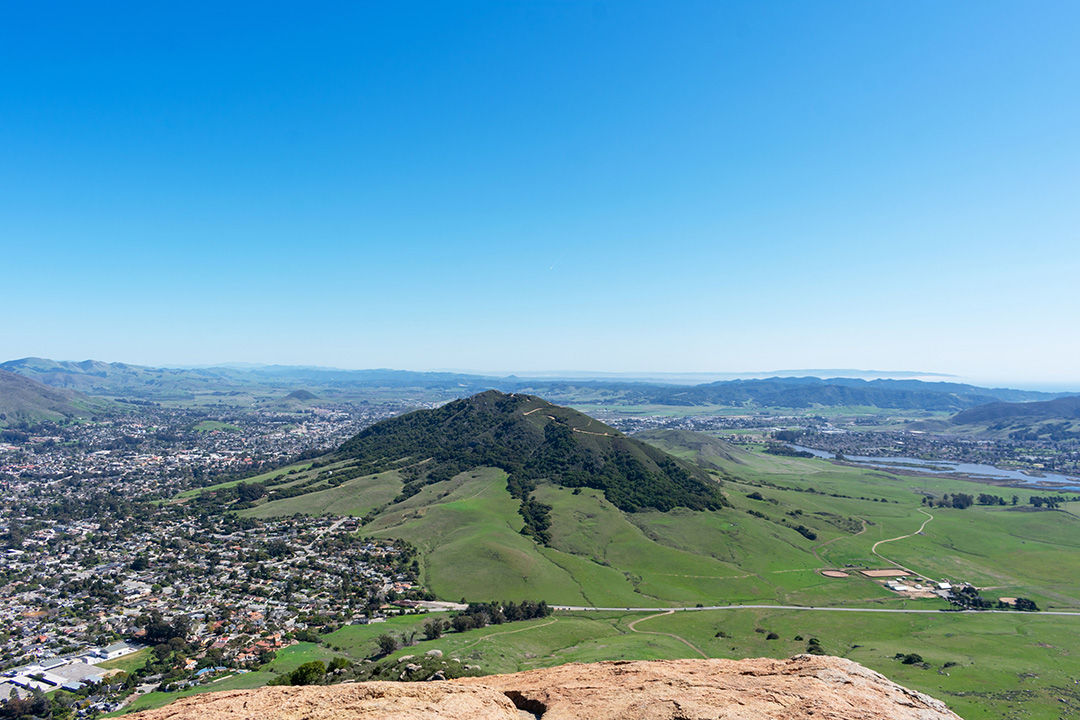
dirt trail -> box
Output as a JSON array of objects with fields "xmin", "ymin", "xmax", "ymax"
[
  {"xmin": 811, "ymin": 518, "xmax": 867, "ymax": 565},
  {"xmin": 870, "ymin": 509, "xmax": 934, "ymax": 576},
  {"xmin": 455, "ymin": 619, "xmax": 559, "ymax": 653},
  {"xmin": 571, "ymin": 428, "xmax": 616, "ymax": 437},
  {"xmin": 522, "ymin": 406, "xmax": 615, "ymax": 436},
  {"xmin": 626, "ymin": 610, "xmax": 707, "ymax": 658}
]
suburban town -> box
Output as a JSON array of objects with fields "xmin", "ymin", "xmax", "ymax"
[
  {"xmin": 0, "ymin": 400, "xmax": 438, "ymax": 716},
  {"xmin": 0, "ymin": 504, "xmax": 423, "ymax": 714},
  {"xmin": 598, "ymin": 412, "xmax": 1080, "ymax": 479},
  {"xmin": 0, "ymin": 402, "xmax": 414, "ymax": 500}
]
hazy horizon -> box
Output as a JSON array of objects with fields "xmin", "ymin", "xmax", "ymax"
[{"xmin": 7, "ymin": 354, "xmax": 1080, "ymax": 392}]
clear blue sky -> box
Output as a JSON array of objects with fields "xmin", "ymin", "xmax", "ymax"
[{"xmin": 2, "ymin": 1, "xmax": 1078, "ymax": 385}]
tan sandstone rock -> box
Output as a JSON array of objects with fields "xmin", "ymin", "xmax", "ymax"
[{"xmin": 127, "ymin": 655, "xmax": 963, "ymax": 720}]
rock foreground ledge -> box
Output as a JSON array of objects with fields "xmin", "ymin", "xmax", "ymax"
[{"xmin": 128, "ymin": 655, "xmax": 962, "ymax": 720}]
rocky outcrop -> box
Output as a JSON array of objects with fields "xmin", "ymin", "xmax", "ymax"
[{"xmin": 127, "ymin": 656, "xmax": 962, "ymax": 720}]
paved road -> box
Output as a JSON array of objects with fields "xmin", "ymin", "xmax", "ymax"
[{"xmin": 552, "ymin": 604, "xmax": 1080, "ymax": 617}]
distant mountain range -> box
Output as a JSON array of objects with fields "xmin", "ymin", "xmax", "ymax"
[{"xmin": 1, "ymin": 356, "xmax": 1072, "ymax": 412}]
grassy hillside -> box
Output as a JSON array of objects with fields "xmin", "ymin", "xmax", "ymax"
[
  {"xmin": 934, "ymin": 395, "xmax": 1080, "ymax": 440},
  {"xmin": 161, "ymin": 433, "xmax": 1080, "ymax": 720},
  {"xmin": 355, "ymin": 608, "xmax": 1079, "ymax": 720},
  {"xmin": 634, "ymin": 428, "xmax": 749, "ymax": 468},
  {"xmin": 0, "ymin": 368, "xmax": 110, "ymax": 425}
]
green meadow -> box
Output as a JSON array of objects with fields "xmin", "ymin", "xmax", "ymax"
[
  {"xmin": 95, "ymin": 648, "xmax": 152, "ymax": 674},
  {"xmin": 191, "ymin": 420, "xmax": 240, "ymax": 432},
  {"xmin": 112, "ymin": 671, "xmax": 278, "ymax": 715}
]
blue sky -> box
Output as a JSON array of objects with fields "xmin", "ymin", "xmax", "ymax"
[{"xmin": 2, "ymin": 1, "xmax": 1078, "ymax": 385}]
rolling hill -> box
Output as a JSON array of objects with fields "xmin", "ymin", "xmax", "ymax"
[
  {"xmin": 950, "ymin": 395, "xmax": 1080, "ymax": 425},
  {"xmin": 633, "ymin": 428, "xmax": 749, "ymax": 469},
  {"xmin": 930, "ymin": 395, "xmax": 1080, "ymax": 440},
  {"xmin": 0, "ymin": 369, "xmax": 109, "ymax": 425}
]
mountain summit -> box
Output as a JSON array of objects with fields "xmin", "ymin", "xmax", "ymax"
[{"xmin": 336, "ymin": 391, "xmax": 725, "ymax": 541}]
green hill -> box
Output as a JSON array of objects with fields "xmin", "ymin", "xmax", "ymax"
[
  {"xmin": 922, "ymin": 396, "xmax": 1080, "ymax": 440},
  {"xmin": 284, "ymin": 389, "xmax": 318, "ymax": 401},
  {"xmin": 0, "ymin": 369, "xmax": 109, "ymax": 425},
  {"xmin": 337, "ymin": 390, "xmax": 727, "ymax": 518}
]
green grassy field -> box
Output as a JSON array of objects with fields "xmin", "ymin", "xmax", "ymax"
[
  {"xmin": 350, "ymin": 608, "xmax": 1078, "ymax": 720},
  {"xmin": 263, "ymin": 642, "xmax": 344, "ymax": 674},
  {"xmin": 95, "ymin": 648, "xmax": 151, "ymax": 674},
  {"xmin": 112, "ymin": 671, "xmax": 278, "ymax": 715},
  {"xmin": 241, "ymin": 468, "xmax": 403, "ymax": 519},
  {"xmin": 174, "ymin": 459, "xmax": 318, "ymax": 499},
  {"xmin": 321, "ymin": 615, "xmax": 436, "ymax": 657}
]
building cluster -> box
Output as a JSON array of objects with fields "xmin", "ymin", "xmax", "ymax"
[
  {"xmin": 0, "ymin": 509, "xmax": 418, "ymax": 673},
  {"xmin": 790, "ymin": 428, "xmax": 1080, "ymax": 477},
  {"xmin": 0, "ymin": 403, "xmax": 404, "ymax": 499},
  {"xmin": 1, "ymin": 641, "xmax": 140, "ymax": 700},
  {"xmin": 599, "ymin": 411, "xmax": 1079, "ymax": 479}
]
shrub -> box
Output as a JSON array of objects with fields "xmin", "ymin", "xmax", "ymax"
[
  {"xmin": 376, "ymin": 633, "xmax": 399, "ymax": 656},
  {"xmin": 271, "ymin": 661, "xmax": 326, "ymax": 686}
]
